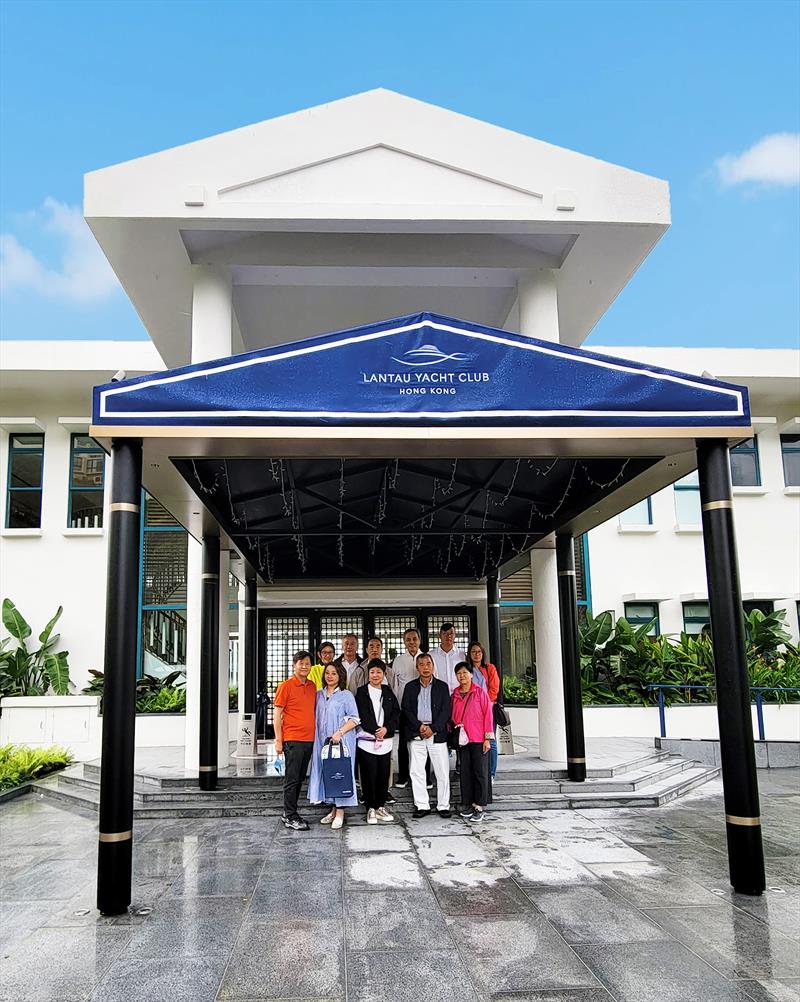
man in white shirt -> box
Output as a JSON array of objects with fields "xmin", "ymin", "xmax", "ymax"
[
  {"xmin": 391, "ymin": 628, "xmax": 422, "ymax": 788},
  {"xmin": 334, "ymin": 633, "xmax": 361, "ymax": 686},
  {"xmin": 431, "ymin": 622, "xmax": 486, "ymax": 693}
]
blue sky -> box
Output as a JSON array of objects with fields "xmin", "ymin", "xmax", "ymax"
[{"xmin": 1, "ymin": 0, "xmax": 798, "ymax": 348}]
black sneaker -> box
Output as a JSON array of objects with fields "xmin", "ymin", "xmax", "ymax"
[
  {"xmin": 385, "ymin": 794, "xmax": 397, "ymax": 806},
  {"xmin": 437, "ymin": 809, "xmax": 452, "ymax": 819},
  {"xmin": 468, "ymin": 810, "xmax": 486, "ymax": 824},
  {"xmin": 458, "ymin": 806, "xmax": 474, "ymax": 818},
  {"xmin": 282, "ymin": 815, "xmax": 310, "ymax": 831},
  {"xmin": 411, "ymin": 808, "xmax": 431, "ymax": 819},
  {"xmin": 394, "ymin": 780, "xmax": 408, "ymax": 789}
]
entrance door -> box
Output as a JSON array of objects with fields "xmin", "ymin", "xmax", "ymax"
[{"xmin": 258, "ymin": 605, "xmax": 477, "ymax": 722}]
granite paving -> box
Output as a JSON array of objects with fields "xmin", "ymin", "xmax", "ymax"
[{"xmin": 0, "ymin": 761, "xmax": 797, "ymax": 1001}]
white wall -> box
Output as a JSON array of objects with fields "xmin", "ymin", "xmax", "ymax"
[
  {"xmin": 587, "ymin": 423, "xmax": 800, "ymax": 641},
  {"xmin": 0, "ymin": 410, "xmax": 110, "ymax": 692}
]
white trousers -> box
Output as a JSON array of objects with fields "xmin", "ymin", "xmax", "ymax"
[{"xmin": 409, "ymin": 737, "xmax": 450, "ymax": 810}]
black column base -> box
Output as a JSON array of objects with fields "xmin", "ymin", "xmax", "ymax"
[
  {"xmin": 199, "ymin": 768, "xmax": 218, "ymax": 791},
  {"xmin": 96, "ymin": 840, "xmax": 132, "ymax": 916},
  {"xmin": 567, "ymin": 759, "xmax": 587, "ymax": 782},
  {"xmin": 726, "ymin": 823, "xmax": 766, "ymax": 896}
]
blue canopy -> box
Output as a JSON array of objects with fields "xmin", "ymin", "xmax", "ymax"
[{"xmin": 93, "ymin": 312, "xmax": 749, "ymax": 430}]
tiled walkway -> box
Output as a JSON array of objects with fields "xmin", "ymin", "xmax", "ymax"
[{"xmin": 1, "ymin": 768, "xmax": 798, "ymax": 1001}]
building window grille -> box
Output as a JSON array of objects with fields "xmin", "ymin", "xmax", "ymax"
[
  {"xmin": 5, "ymin": 433, "xmax": 44, "ymax": 528},
  {"xmin": 139, "ymin": 493, "xmax": 188, "ymax": 679},
  {"xmin": 674, "ymin": 472, "xmax": 701, "ymax": 524},
  {"xmin": 624, "ymin": 602, "xmax": 660, "ymax": 635},
  {"xmin": 68, "ymin": 434, "xmax": 105, "ymax": 528},
  {"xmin": 619, "ymin": 497, "xmax": 653, "ymax": 526},
  {"xmin": 780, "ymin": 434, "xmax": 800, "ymax": 486},
  {"xmin": 373, "ymin": 613, "xmax": 419, "ymax": 662},
  {"xmin": 730, "ymin": 438, "xmax": 761, "ymax": 487},
  {"xmin": 683, "ymin": 601, "xmax": 710, "ymax": 635},
  {"xmin": 319, "ymin": 615, "xmax": 364, "ymax": 658}
]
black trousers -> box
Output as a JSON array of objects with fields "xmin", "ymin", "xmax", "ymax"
[
  {"xmin": 358, "ymin": 748, "xmax": 392, "ymax": 809},
  {"xmin": 396, "ymin": 722, "xmax": 410, "ymax": 783},
  {"xmin": 283, "ymin": 740, "xmax": 313, "ymax": 818},
  {"xmin": 459, "ymin": 742, "xmax": 489, "ymax": 809}
]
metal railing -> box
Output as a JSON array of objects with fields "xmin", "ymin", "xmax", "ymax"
[{"xmin": 647, "ymin": 684, "xmax": 800, "ymax": 739}]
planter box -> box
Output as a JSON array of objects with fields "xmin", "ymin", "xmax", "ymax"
[
  {"xmin": 0, "ymin": 696, "xmax": 240, "ymax": 762},
  {"xmin": 0, "ymin": 695, "xmax": 102, "ymax": 761},
  {"xmin": 508, "ymin": 702, "xmax": 800, "ymax": 742}
]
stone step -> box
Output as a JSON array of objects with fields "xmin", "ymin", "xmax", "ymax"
[
  {"xmin": 34, "ymin": 761, "xmax": 720, "ymax": 818},
  {"xmin": 79, "ymin": 750, "xmax": 677, "ymax": 789}
]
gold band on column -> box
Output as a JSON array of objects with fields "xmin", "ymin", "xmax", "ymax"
[
  {"xmin": 198, "ymin": 765, "xmax": 217, "ymax": 772},
  {"xmin": 99, "ymin": 830, "xmax": 132, "ymax": 843},
  {"xmin": 702, "ymin": 500, "xmax": 733, "ymax": 512},
  {"xmin": 201, "ymin": 573, "xmax": 219, "ymax": 581},
  {"xmin": 109, "ymin": 502, "xmax": 140, "ymax": 514},
  {"xmin": 567, "ymin": 756, "xmax": 586, "ymax": 763},
  {"xmin": 558, "ymin": 570, "xmax": 576, "ymax": 577},
  {"xmin": 725, "ymin": 814, "xmax": 761, "ymax": 826}
]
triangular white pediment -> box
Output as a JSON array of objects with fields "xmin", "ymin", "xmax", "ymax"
[{"xmin": 218, "ymin": 144, "xmax": 543, "ymax": 206}]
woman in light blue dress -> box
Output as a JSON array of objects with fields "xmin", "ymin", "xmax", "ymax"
[{"xmin": 308, "ymin": 662, "xmax": 360, "ymax": 829}]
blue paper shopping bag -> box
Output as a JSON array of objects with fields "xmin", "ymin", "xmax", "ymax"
[{"xmin": 321, "ymin": 742, "xmax": 354, "ymax": 800}]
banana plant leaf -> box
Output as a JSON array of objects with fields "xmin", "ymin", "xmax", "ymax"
[{"xmin": 2, "ymin": 600, "xmax": 31, "ymax": 642}]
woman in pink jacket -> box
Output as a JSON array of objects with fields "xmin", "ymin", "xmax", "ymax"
[{"xmin": 451, "ymin": 661, "xmax": 494, "ymax": 823}]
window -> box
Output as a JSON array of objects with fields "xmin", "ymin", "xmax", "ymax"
[
  {"xmin": 743, "ymin": 600, "xmax": 774, "ymax": 617},
  {"xmin": 139, "ymin": 493, "xmax": 188, "ymax": 679},
  {"xmin": 624, "ymin": 602, "xmax": 660, "ymax": 635},
  {"xmin": 619, "ymin": 497, "xmax": 652, "ymax": 526},
  {"xmin": 683, "ymin": 601, "xmax": 710, "ymax": 635},
  {"xmin": 5, "ymin": 434, "xmax": 44, "ymax": 528},
  {"xmin": 781, "ymin": 434, "xmax": 800, "ymax": 486},
  {"xmin": 674, "ymin": 471, "xmax": 701, "ymax": 524},
  {"xmin": 68, "ymin": 434, "xmax": 105, "ymax": 528},
  {"xmin": 730, "ymin": 438, "xmax": 761, "ymax": 487}
]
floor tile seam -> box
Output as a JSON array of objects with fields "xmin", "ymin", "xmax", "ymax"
[
  {"xmin": 503, "ymin": 871, "xmax": 612, "ymax": 996},
  {"xmin": 642, "ymin": 902, "xmax": 800, "ymax": 950},
  {"xmin": 635, "ymin": 907, "xmax": 788, "ymax": 983},
  {"xmin": 404, "ymin": 814, "xmax": 484, "ymax": 1002}
]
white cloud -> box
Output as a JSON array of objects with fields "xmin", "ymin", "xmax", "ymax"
[
  {"xmin": 0, "ymin": 198, "xmax": 121, "ymax": 302},
  {"xmin": 715, "ymin": 132, "xmax": 800, "ymax": 188}
]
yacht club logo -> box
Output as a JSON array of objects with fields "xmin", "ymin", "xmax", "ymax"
[{"xmin": 390, "ymin": 344, "xmax": 472, "ymax": 366}]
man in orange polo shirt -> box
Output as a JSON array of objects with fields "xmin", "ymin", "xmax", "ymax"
[{"xmin": 274, "ymin": 650, "xmax": 317, "ymax": 831}]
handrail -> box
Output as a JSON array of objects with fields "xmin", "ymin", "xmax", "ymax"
[{"xmin": 646, "ymin": 684, "xmax": 800, "ymax": 739}]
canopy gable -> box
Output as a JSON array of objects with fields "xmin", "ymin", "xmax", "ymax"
[{"xmin": 93, "ymin": 312, "xmax": 749, "ymax": 430}]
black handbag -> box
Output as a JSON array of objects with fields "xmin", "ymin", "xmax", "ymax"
[{"xmin": 493, "ymin": 702, "xmax": 510, "ymax": 728}]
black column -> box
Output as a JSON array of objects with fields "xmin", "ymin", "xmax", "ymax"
[
  {"xmin": 556, "ymin": 533, "xmax": 587, "ymax": 782},
  {"xmin": 244, "ymin": 577, "xmax": 257, "ymax": 714},
  {"xmin": 697, "ymin": 439, "xmax": 765, "ymax": 896},
  {"xmin": 199, "ymin": 538, "xmax": 220, "ymax": 791},
  {"xmin": 97, "ymin": 439, "xmax": 142, "ymax": 916},
  {"xmin": 487, "ymin": 572, "xmax": 502, "ymax": 691}
]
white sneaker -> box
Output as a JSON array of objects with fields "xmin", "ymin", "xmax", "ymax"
[
  {"xmin": 366, "ymin": 808, "xmax": 378, "ymax": 825},
  {"xmin": 320, "ymin": 810, "xmax": 336, "ymax": 825},
  {"xmin": 375, "ymin": 807, "xmax": 395, "ymax": 823},
  {"xmin": 331, "ymin": 814, "xmax": 344, "ymax": 830}
]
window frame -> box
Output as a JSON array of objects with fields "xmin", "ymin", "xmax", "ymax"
[
  {"xmin": 674, "ymin": 471, "xmax": 701, "ymax": 525},
  {"xmin": 5, "ymin": 433, "xmax": 45, "ymax": 529},
  {"xmin": 682, "ymin": 600, "xmax": 710, "ymax": 635},
  {"xmin": 729, "ymin": 437, "xmax": 762, "ymax": 488},
  {"xmin": 624, "ymin": 601, "xmax": 660, "ymax": 636},
  {"xmin": 67, "ymin": 433, "xmax": 106, "ymax": 529},
  {"xmin": 780, "ymin": 434, "xmax": 800, "ymax": 487},
  {"xmin": 619, "ymin": 496, "xmax": 653, "ymax": 527}
]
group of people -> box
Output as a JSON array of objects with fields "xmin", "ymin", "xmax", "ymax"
[{"xmin": 273, "ymin": 623, "xmax": 501, "ymax": 831}]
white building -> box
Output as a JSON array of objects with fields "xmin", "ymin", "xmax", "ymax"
[{"xmin": 1, "ymin": 89, "xmax": 798, "ymax": 758}]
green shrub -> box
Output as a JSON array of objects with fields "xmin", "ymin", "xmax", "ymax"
[
  {"xmin": 0, "ymin": 600, "xmax": 72, "ymax": 696},
  {"xmin": 0, "ymin": 743, "xmax": 73, "ymax": 792},
  {"xmin": 500, "ymin": 608, "xmax": 800, "ymax": 707},
  {"xmin": 229, "ymin": 687, "xmax": 238, "ymax": 711}
]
